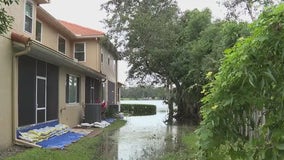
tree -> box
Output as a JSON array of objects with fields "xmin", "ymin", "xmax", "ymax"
[
  {"xmin": 171, "ymin": 10, "xmax": 250, "ymax": 124},
  {"xmin": 170, "ymin": 9, "xmax": 212, "ymax": 124},
  {"xmin": 0, "ymin": 0, "xmax": 18, "ymax": 34},
  {"xmin": 200, "ymin": 21, "xmax": 250, "ymax": 74},
  {"xmin": 102, "ymin": 0, "xmax": 249, "ymax": 124},
  {"xmin": 103, "ymin": 0, "xmax": 179, "ymax": 82},
  {"xmin": 121, "ymin": 86, "xmax": 167, "ymax": 99},
  {"xmin": 197, "ymin": 4, "xmax": 284, "ymax": 159},
  {"xmin": 219, "ymin": 0, "xmax": 281, "ymax": 21},
  {"xmin": 102, "ymin": 0, "xmax": 180, "ymax": 122}
]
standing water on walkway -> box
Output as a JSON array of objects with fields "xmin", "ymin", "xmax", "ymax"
[{"xmin": 100, "ymin": 100, "xmax": 192, "ymax": 160}]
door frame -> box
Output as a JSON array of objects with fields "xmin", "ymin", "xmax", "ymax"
[{"xmin": 36, "ymin": 76, "xmax": 47, "ymax": 123}]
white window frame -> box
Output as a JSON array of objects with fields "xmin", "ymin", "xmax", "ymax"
[
  {"xmin": 35, "ymin": 20, "xmax": 42, "ymax": 42},
  {"xmin": 24, "ymin": 0, "xmax": 34, "ymax": 33},
  {"xmin": 58, "ymin": 35, "xmax": 66, "ymax": 54},
  {"xmin": 74, "ymin": 42, "xmax": 86, "ymax": 62},
  {"xmin": 66, "ymin": 74, "xmax": 80, "ymax": 104}
]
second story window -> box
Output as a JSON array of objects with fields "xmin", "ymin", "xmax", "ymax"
[
  {"xmin": 74, "ymin": 43, "xmax": 85, "ymax": 61},
  {"xmin": 58, "ymin": 36, "xmax": 66, "ymax": 54},
  {"xmin": 25, "ymin": 1, "xmax": 33, "ymax": 33},
  {"xmin": 36, "ymin": 20, "xmax": 42, "ymax": 42}
]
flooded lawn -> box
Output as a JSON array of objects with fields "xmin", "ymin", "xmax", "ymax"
[{"xmin": 100, "ymin": 100, "xmax": 193, "ymax": 160}]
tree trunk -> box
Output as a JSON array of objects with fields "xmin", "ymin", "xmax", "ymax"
[
  {"xmin": 167, "ymin": 97, "xmax": 174, "ymax": 124},
  {"xmin": 166, "ymin": 82, "xmax": 174, "ymax": 124},
  {"xmin": 175, "ymin": 83, "xmax": 185, "ymax": 122},
  {"xmin": 174, "ymin": 83, "xmax": 201, "ymax": 125}
]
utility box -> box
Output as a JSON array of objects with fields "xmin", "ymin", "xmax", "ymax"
[{"xmin": 85, "ymin": 103, "xmax": 101, "ymax": 123}]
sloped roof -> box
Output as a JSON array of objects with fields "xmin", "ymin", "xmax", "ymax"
[
  {"xmin": 59, "ymin": 20, "xmax": 104, "ymax": 37},
  {"xmin": 11, "ymin": 32, "xmax": 106, "ymax": 79}
]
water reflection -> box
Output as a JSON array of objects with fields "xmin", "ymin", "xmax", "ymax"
[
  {"xmin": 100, "ymin": 131, "xmax": 118, "ymax": 160},
  {"xmin": 100, "ymin": 100, "xmax": 191, "ymax": 160}
]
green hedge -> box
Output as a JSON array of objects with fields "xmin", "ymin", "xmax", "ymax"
[
  {"xmin": 105, "ymin": 104, "xmax": 119, "ymax": 117},
  {"xmin": 121, "ymin": 104, "xmax": 156, "ymax": 116}
]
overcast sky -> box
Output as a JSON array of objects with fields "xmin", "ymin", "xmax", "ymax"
[{"xmin": 42, "ymin": 0, "xmax": 226, "ymax": 84}]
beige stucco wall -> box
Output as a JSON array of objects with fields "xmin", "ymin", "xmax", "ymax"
[
  {"xmin": 6, "ymin": 0, "xmax": 73, "ymax": 58},
  {"xmin": 0, "ymin": 0, "xmax": 104, "ymax": 150},
  {"xmin": 6, "ymin": 0, "xmax": 101, "ymax": 72},
  {"xmin": 101, "ymin": 47, "xmax": 117, "ymax": 82},
  {"xmin": 75, "ymin": 40, "xmax": 101, "ymax": 71},
  {"xmin": 6, "ymin": 0, "xmax": 38, "ymax": 39},
  {"xmin": 0, "ymin": 37, "xmax": 13, "ymax": 150},
  {"xmin": 101, "ymin": 47, "xmax": 118, "ymax": 104},
  {"xmin": 0, "ymin": 0, "xmax": 43, "ymax": 150},
  {"xmin": 5, "ymin": 0, "xmax": 96, "ymax": 128},
  {"xmin": 58, "ymin": 67, "xmax": 86, "ymax": 127},
  {"xmin": 37, "ymin": 17, "xmax": 73, "ymax": 59}
]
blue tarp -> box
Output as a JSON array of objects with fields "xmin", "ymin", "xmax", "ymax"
[
  {"xmin": 17, "ymin": 120, "xmax": 85, "ymax": 149},
  {"xmin": 17, "ymin": 120, "xmax": 59, "ymax": 138},
  {"xmin": 36, "ymin": 132, "xmax": 84, "ymax": 149},
  {"xmin": 104, "ymin": 118, "xmax": 116, "ymax": 123}
]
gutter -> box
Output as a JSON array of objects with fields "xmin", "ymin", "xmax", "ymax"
[
  {"xmin": 11, "ymin": 32, "xmax": 32, "ymax": 147},
  {"xmin": 14, "ymin": 47, "xmax": 31, "ymax": 56},
  {"xmin": 11, "ymin": 32, "xmax": 31, "ymax": 56}
]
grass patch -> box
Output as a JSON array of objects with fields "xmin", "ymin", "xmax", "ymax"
[{"xmin": 5, "ymin": 120, "xmax": 126, "ymax": 160}]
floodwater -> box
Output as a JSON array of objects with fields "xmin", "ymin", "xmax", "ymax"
[{"xmin": 100, "ymin": 100, "xmax": 192, "ymax": 160}]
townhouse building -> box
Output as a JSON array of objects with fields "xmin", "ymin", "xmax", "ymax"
[{"xmin": 0, "ymin": 0, "xmax": 119, "ymax": 149}]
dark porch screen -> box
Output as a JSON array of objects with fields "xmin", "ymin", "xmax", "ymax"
[
  {"xmin": 47, "ymin": 64, "xmax": 58, "ymax": 120},
  {"xmin": 18, "ymin": 56, "xmax": 36, "ymax": 126},
  {"xmin": 108, "ymin": 81, "xmax": 115, "ymax": 104},
  {"xmin": 18, "ymin": 56, "xmax": 59, "ymax": 126}
]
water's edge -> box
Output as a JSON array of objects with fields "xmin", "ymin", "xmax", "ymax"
[{"xmin": 100, "ymin": 100, "xmax": 192, "ymax": 160}]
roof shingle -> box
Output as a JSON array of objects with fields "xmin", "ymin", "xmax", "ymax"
[{"xmin": 59, "ymin": 20, "xmax": 104, "ymax": 37}]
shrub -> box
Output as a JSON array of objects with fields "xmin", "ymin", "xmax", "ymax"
[
  {"xmin": 120, "ymin": 104, "xmax": 156, "ymax": 116},
  {"xmin": 197, "ymin": 4, "xmax": 284, "ymax": 159}
]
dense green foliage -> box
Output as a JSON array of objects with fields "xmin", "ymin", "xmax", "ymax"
[
  {"xmin": 120, "ymin": 104, "xmax": 156, "ymax": 116},
  {"xmin": 197, "ymin": 4, "xmax": 284, "ymax": 159},
  {"xmin": 5, "ymin": 120, "xmax": 126, "ymax": 160},
  {"xmin": 103, "ymin": 0, "xmax": 249, "ymax": 123},
  {"xmin": 0, "ymin": 0, "xmax": 18, "ymax": 34},
  {"xmin": 170, "ymin": 9, "xmax": 212, "ymax": 123},
  {"xmin": 102, "ymin": 0, "xmax": 180, "ymax": 122},
  {"xmin": 105, "ymin": 104, "xmax": 119, "ymax": 117},
  {"xmin": 172, "ymin": 10, "xmax": 250, "ymax": 123},
  {"xmin": 121, "ymin": 86, "xmax": 166, "ymax": 99},
  {"xmin": 219, "ymin": 0, "xmax": 281, "ymax": 21}
]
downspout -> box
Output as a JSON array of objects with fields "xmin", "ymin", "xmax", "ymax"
[
  {"xmin": 14, "ymin": 46, "xmax": 31, "ymax": 56},
  {"xmin": 115, "ymin": 59, "xmax": 121, "ymax": 112},
  {"xmin": 11, "ymin": 32, "xmax": 31, "ymax": 56},
  {"xmin": 115, "ymin": 59, "xmax": 118, "ymax": 104},
  {"xmin": 11, "ymin": 32, "xmax": 32, "ymax": 147}
]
